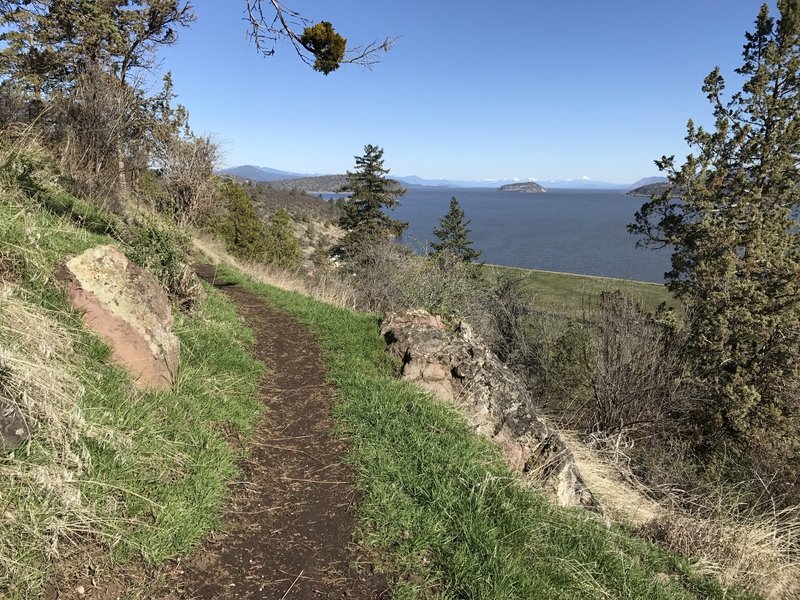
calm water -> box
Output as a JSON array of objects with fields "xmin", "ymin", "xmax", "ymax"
[{"xmin": 390, "ymin": 187, "xmax": 671, "ymax": 283}]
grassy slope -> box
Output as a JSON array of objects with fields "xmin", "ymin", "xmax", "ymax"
[
  {"xmin": 484, "ymin": 264, "xmax": 676, "ymax": 316},
  {"xmin": 214, "ymin": 263, "xmax": 748, "ymax": 600},
  {"xmin": 0, "ymin": 197, "xmax": 263, "ymax": 596},
  {"xmin": 1, "ymin": 170, "xmax": 742, "ymax": 598}
]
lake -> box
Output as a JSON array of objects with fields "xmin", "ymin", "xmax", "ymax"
[{"xmin": 390, "ymin": 187, "xmax": 671, "ymax": 283}]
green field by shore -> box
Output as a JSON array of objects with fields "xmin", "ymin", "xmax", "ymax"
[{"xmin": 483, "ymin": 264, "xmax": 676, "ymax": 316}]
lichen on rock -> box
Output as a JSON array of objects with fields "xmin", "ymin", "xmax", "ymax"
[{"xmin": 56, "ymin": 245, "xmax": 180, "ymax": 390}]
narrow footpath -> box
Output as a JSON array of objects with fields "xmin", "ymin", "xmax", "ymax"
[{"xmin": 172, "ymin": 265, "xmax": 388, "ymax": 599}]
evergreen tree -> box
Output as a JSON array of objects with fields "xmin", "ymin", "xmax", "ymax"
[
  {"xmin": 630, "ymin": 1, "xmax": 800, "ymax": 455},
  {"xmin": 431, "ymin": 196, "xmax": 481, "ymax": 263},
  {"xmin": 0, "ymin": 1, "xmax": 194, "ymax": 94},
  {"xmin": 338, "ymin": 144, "xmax": 407, "ymax": 254},
  {"xmin": 215, "ymin": 180, "xmax": 267, "ymax": 262},
  {"xmin": 264, "ymin": 207, "xmax": 302, "ymax": 269}
]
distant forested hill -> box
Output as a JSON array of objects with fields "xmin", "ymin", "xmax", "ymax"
[
  {"xmin": 240, "ymin": 181, "xmax": 340, "ymax": 222},
  {"xmin": 627, "ymin": 182, "xmax": 683, "ymax": 197},
  {"xmin": 269, "ymin": 174, "xmax": 349, "ymax": 193}
]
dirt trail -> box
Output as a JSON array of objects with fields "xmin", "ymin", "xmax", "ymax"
[{"xmin": 171, "ymin": 265, "xmax": 388, "ymax": 599}]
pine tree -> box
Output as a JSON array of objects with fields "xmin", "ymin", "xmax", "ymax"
[
  {"xmin": 338, "ymin": 144, "xmax": 407, "ymax": 255},
  {"xmin": 630, "ymin": 1, "xmax": 800, "ymax": 455},
  {"xmin": 431, "ymin": 196, "xmax": 481, "ymax": 263},
  {"xmin": 264, "ymin": 208, "xmax": 302, "ymax": 269}
]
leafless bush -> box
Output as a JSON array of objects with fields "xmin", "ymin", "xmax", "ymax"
[
  {"xmin": 0, "ymin": 82, "xmax": 41, "ymax": 126},
  {"xmin": 488, "ymin": 273, "xmax": 540, "ymax": 369},
  {"xmin": 342, "ymin": 241, "xmax": 495, "ymax": 334},
  {"xmin": 50, "ymin": 67, "xmax": 145, "ymax": 212},
  {"xmin": 153, "ymin": 133, "xmax": 221, "ymax": 226},
  {"xmin": 580, "ymin": 291, "xmax": 692, "ymax": 438},
  {"xmin": 336, "ymin": 239, "xmax": 406, "ymax": 312}
]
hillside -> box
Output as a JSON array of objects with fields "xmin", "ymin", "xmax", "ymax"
[
  {"xmin": 218, "ymin": 164, "xmax": 306, "ymax": 182},
  {"xmin": 628, "ymin": 176, "xmax": 668, "ymax": 190},
  {"xmin": 2, "ymin": 144, "xmax": 768, "ymax": 598},
  {"xmin": 269, "ymin": 174, "xmax": 349, "ymax": 192},
  {"xmin": 498, "ymin": 181, "xmax": 546, "ymax": 193}
]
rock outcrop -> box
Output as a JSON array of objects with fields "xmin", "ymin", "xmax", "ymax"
[
  {"xmin": 0, "ymin": 397, "xmax": 28, "ymax": 452},
  {"xmin": 381, "ymin": 309, "xmax": 601, "ymax": 513},
  {"xmin": 56, "ymin": 245, "xmax": 179, "ymax": 390}
]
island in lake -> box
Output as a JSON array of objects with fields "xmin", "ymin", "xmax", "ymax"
[
  {"xmin": 627, "ymin": 182, "xmax": 683, "ymax": 197},
  {"xmin": 498, "ymin": 181, "xmax": 546, "ymax": 193}
]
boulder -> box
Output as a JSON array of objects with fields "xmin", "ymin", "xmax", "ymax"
[
  {"xmin": 56, "ymin": 245, "xmax": 179, "ymax": 390},
  {"xmin": 381, "ymin": 309, "xmax": 601, "ymax": 514}
]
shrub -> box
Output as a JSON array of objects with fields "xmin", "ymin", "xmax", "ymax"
[
  {"xmin": 264, "ymin": 208, "xmax": 302, "ymax": 269},
  {"xmin": 119, "ymin": 214, "xmax": 204, "ymax": 311},
  {"xmin": 211, "ymin": 180, "xmax": 268, "ymax": 262}
]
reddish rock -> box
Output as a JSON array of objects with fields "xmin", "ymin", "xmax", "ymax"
[{"xmin": 56, "ymin": 245, "xmax": 179, "ymax": 390}]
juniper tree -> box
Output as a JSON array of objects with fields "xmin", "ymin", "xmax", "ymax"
[
  {"xmin": 264, "ymin": 207, "xmax": 302, "ymax": 269},
  {"xmin": 0, "ymin": 1, "xmax": 194, "ymax": 94},
  {"xmin": 214, "ymin": 180, "xmax": 268, "ymax": 262},
  {"xmin": 630, "ymin": 1, "xmax": 800, "ymax": 460},
  {"xmin": 338, "ymin": 144, "xmax": 407, "ymax": 255},
  {"xmin": 431, "ymin": 196, "xmax": 481, "ymax": 263}
]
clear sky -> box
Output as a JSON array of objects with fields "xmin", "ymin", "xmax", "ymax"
[{"xmin": 157, "ymin": 1, "xmax": 774, "ymax": 183}]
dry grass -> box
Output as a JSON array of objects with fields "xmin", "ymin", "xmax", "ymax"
[
  {"xmin": 641, "ymin": 500, "xmax": 800, "ymax": 599},
  {"xmin": 0, "ymin": 287, "xmax": 125, "ymax": 593},
  {"xmin": 561, "ymin": 426, "xmax": 800, "ymax": 598},
  {"xmin": 192, "ymin": 234, "xmax": 357, "ymax": 310},
  {"xmin": 559, "ymin": 431, "xmax": 662, "ymax": 527}
]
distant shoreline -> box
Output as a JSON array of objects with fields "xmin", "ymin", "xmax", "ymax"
[{"xmin": 482, "ymin": 262, "xmax": 666, "ymax": 287}]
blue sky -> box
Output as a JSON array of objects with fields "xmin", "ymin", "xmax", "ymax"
[{"xmin": 158, "ymin": 1, "xmax": 772, "ymax": 183}]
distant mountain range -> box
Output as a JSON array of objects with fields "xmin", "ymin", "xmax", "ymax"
[
  {"xmin": 218, "ymin": 165, "xmax": 667, "ymax": 191},
  {"xmin": 218, "ymin": 165, "xmax": 309, "ymax": 182}
]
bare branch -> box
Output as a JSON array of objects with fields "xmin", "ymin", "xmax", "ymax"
[{"xmin": 244, "ymin": 0, "xmax": 393, "ymax": 73}]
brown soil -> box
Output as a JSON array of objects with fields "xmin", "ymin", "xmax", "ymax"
[{"xmin": 168, "ymin": 265, "xmax": 388, "ymax": 599}]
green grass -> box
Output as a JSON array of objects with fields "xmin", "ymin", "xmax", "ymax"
[
  {"xmin": 0, "ymin": 194, "xmax": 263, "ymax": 597},
  {"xmin": 213, "ymin": 263, "xmax": 749, "ymax": 600},
  {"xmin": 483, "ymin": 264, "xmax": 677, "ymax": 317}
]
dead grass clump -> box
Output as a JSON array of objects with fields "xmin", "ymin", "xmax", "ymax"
[
  {"xmin": 0, "ymin": 289, "xmax": 123, "ymax": 594},
  {"xmin": 640, "ymin": 497, "xmax": 800, "ymax": 598}
]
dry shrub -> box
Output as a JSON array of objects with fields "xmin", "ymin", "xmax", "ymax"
[
  {"xmin": 153, "ymin": 133, "xmax": 221, "ymax": 227},
  {"xmin": 0, "ymin": 289, "xmax": 124, "ymax": 593},
  {"xmin": 51, "ymin": 67, "xmax": 143, "ymax": 212},
  {"xmin": 580, "ymin": 291, "xmax": 692, "ymax": 437},
  {"xmin": 344, "ymin": 241, "xmax": 494, "ymax": 334},
  {"xmin": 641, "ymin": 498, "xmax": 800, "ymax": 598},
  {"xmin": 0, "ymin": 124, "xmax": 61, "ymax": 196}
]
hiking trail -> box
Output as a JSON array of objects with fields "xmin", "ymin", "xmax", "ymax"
[{"xmin": 171, "ymin": 265, "xmax": 388, "ymax": 599}]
